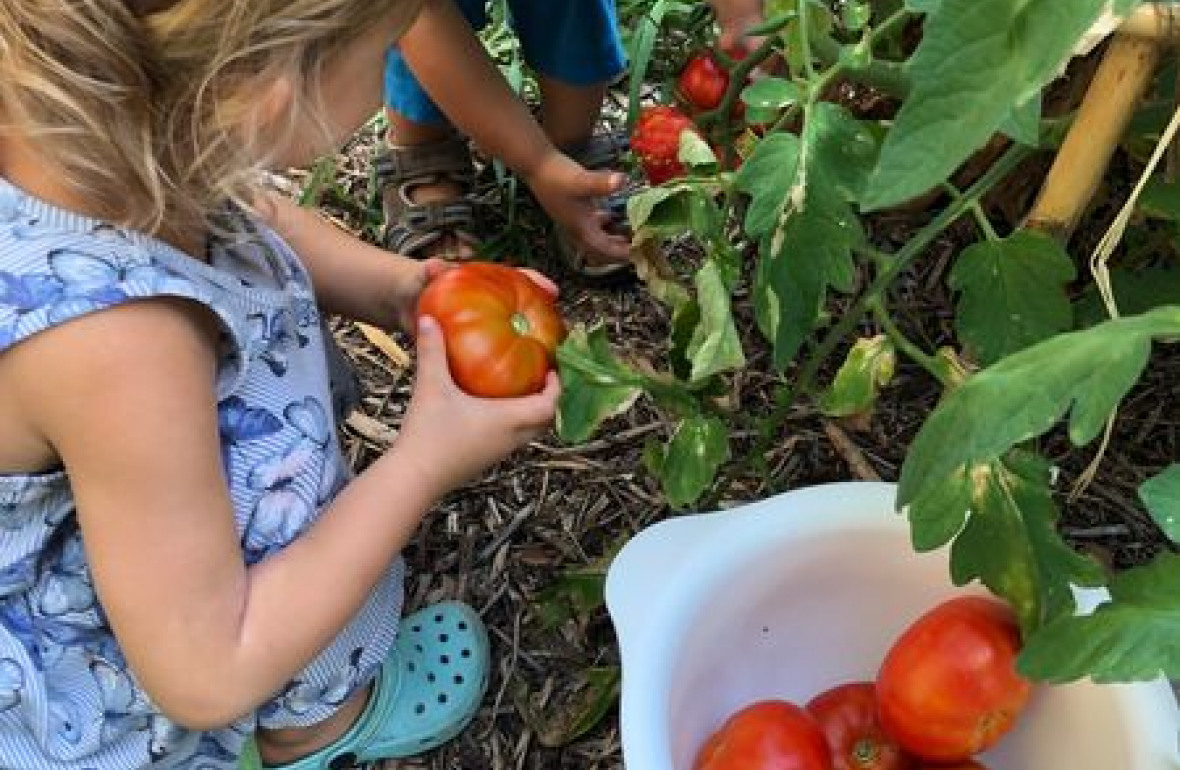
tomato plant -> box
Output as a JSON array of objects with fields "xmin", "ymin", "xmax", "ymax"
[
  {"xmin": 805, "ymin": 682, "xmax": 912, "ymax": 770},
  {"xmin": 694, "ymin": 700, "xmax": 832, "ymax": 770},
  {"xmin": 678, "ymin": 51, "xmax": 730, "ymax": 112},
  {"xmin": 876, "ymin": 597, "xmax": 1032, "ymax": 762},
  {"xmin": 630, "ymin": 104, "xmax": 700, "ymax": 184},
  {"xmin": 555, "ymin": 0, "xmax": 1180, "ymax": 691},
  {"xmin": 417, "ymin": 262, "xmax": 564, "ymax": 398}
]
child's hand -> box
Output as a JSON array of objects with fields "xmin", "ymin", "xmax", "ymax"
[
  {"xmin": 710, "ymin": 0, "xmax": 767, "ymax": 53},
  {"xmin": 386, "ymin": 258, "xmax": 451, "ymax": 335},
  {"xmin": 524, "ymin": 150, "xmax": 632, "ymax": 267},
  {"xmin": 396, "ymin": 315, "xmax": 559, "ymax": 497}
]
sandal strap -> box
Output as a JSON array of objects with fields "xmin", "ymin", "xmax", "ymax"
[
  {"xmin": 562, "ymin": 129, "xmax": 630, "ymax": 171},
  {"xmin": 374, "ymin": 135, "xmax": 475, "ymax": 187},
  {"xmin": 382, "ymin": 199, "xmax": 478, "ymax": 257}
]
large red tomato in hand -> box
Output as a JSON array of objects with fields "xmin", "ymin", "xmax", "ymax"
[
  {"xmin": 694, "ymin": 700, "xmax": 832, "ymax": 770},
  {"xmin": 416, "ymin": 262, "xmax": 565, "ymax": 398},
  {"xmin": 630, "ymin": 104, "xmax": 699, "ymax": 184},
  {"xmin": 876, "ymin": 597, "xmax": 1033, "ymax": 763},
  {"xmin": 806, "ymin": 682, "xmax": 912, "ymax": 770},
  {"xmin": 678, "ymin": 51, "xmax": 730, "ymax": 111}
]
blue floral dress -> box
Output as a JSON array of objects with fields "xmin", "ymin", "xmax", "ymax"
[{"xmin": 0, "ymin": 178, "xmax": 405, "ymax": 769}]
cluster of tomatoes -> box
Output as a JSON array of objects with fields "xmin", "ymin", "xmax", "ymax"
[
  {"xmin": 694, "ymin": 597, "xmax": 1034, "ymax": 770},
  {"xmin": 631, "ymin": 49, "xmax": 749, "ymax": 184}
]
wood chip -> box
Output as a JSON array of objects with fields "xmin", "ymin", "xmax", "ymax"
[
  {"xmin": 345, "ymin": 411, "xmax": 397, "ymax": 447},
  {"xmin": 357, "ymin": 322, "xmax": 411, "ymax": 369}
]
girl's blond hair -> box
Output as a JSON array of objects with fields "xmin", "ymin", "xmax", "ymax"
[{"xmin": 0, "ymin": 0, "xmax": 422, "ymax": 244}]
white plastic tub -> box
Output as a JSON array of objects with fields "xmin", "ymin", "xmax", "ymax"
[{"xmin": 605, "ymin": 481, "xmax": 1178, "ymax": 770}]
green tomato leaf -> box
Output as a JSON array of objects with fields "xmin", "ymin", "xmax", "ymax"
[
  {"xmin": 1135, "ymin": 176, "xmax": 1180, "ymax": 221},
  {"xmin": 756, "ymin": 179, "xmax": 862, "ymax": 368},
  {"xmin": 535, "ymin": 567, "xmax": 607, "ymax": 630},
  {"xmin": 736, "ymin": 132, "xmax": 801, "ymax": 239},
  {"xmin": 863, "ymin": 0, "xmax": 1110, "ymax": 210},
  {"xmin": 669, "ymin": 298, "xmax": 701, "ymax": 382},
  {"xmin": 1017, "ymin": 553, "xmax": 1180, "ymax": 682},
  {"xmin": 521, "ymin": 666, "xmax": 622, "ymax": 748},
  {"xmin": 999, "ymin": 95, "xmax": 1042, "ymax": 146},
  {"xmin": 627, "ymin": 187, "xmax": 680, "ymax": 233},
  {"xmin": 741, "ymin": 78, "xmax": 802, "ymax": 124},
  {"xmin": 946, "ymin": 452, "xmax": 1106, "ymax": 632},
  {"xmin": 679, "ymin": 130, "xmax": 718, "ymax": 170},
  {"xmin": 687, "ymin": 260, "xmax": 746, "ymax": 382},
  {"xmin": 1074, "ymin": 268, "xmax": 1180, "ymax": 327},
  {"xmin": 949, "ymin": 229, "xmax": 1076, "ymax": 365},
  {"xmin": 905, "ymin": 0, "xmax": 941, "ymax": 13},
  {"xmin": 556, "ymin": 325, "xmax": 644, "ymax": 443},
  {"xmin": 818, "ymin": 335, "xmax": 896, "ymax": 418},
  {"xmin": 899, "ymin": 308, "xmax": 1180, "ymax": 511},
  {"xmin": 735, "ymin": 108, "xmax": 869, "ymax": 368},
  {"xmin": 1138, "ymin": 465, "xmax": 1180, "ymax": 543},
  {"xmin": 805, "ymin": 102, "xmax": 882, "ymax": 203},
  {"xmin": 645, "ymin": 415, "xmax": 730, "ymax": 508},
  {"xmin": 841, "ymin": 0, "xmax": 872, "ymax": 31}
]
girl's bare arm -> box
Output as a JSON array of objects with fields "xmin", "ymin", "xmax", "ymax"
[{"xmin": 7, "ymin": 297, "xmax": 555, "ymax": 729}]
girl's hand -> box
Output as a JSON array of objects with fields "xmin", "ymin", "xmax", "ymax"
[
  {"xmin": 524, "ymin": 150, "xmax": 632, "ymax": 266},
  {"xmin": 396, "ymin": 315, "xmax": 559, "ymax": 497},
  {"xmin": 387, "ymin": 260, "xmax": 558, "ymax": 335},
  {"xmin": 385, "ymin": 257, "xmax": 450, "ymax": 335}
]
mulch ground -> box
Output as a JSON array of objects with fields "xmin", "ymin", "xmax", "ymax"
[{"xmin": 285, "ymin": 87, "xmax": 1177, "ymax": 769}]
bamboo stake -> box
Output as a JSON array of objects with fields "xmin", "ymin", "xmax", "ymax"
[
  {"xmin": 1118, "ymin": 3, "xmax": 1180, "ymax": 42},
  {"xmin": 1024, "ymin": 34, "xmax": 1162, "ymax": 241}
]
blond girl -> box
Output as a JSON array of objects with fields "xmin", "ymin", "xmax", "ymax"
[{"xmin": 0, "ymin": 1, "xmax": 557, "ymax": 768}]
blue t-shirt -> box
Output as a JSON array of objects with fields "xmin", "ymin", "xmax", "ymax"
[{"xmin": 0, "ymin": 179, "xmax": 404, "ymax": 769}]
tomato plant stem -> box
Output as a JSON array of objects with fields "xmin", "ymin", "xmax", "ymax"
[
  {"xmin": 869, "ymin": 298, "xmax": 946, "ymax": 385},
  {"xmin": 770, "ymin": 8, "xmax": 911, "ymax": 134},
  {"xmin": 741, "ymin": 142, "xmax": 1033, "ymax": 479},
  {"xmin": 797, "ymin": 0, "xmax": 818, "ymax": 80}
]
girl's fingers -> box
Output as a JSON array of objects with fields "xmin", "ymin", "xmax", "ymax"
[
  {"xmin": 414, "ymin": 316, "xmax": 456, "ymax": 389},
  {"xmin": 520, "ymin": 268, "xmax": 559, "ymax": 297},
  {"xmin": 422, "ymin": 257, "xmax": 452, "ymax": 282},
  {"xmin": 514, "ymin": 371, "xmax": 560, "ymax": 428}
]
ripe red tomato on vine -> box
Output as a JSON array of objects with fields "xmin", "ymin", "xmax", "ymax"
[
  {"xmin": 693, "ymin": 700, "xmax": 833, "ymax": 770},
  {"xmin": 416, "ymin": 262, "xmax": 565, "ymax": 399},
  {"xmin": 630, "ymin": 104, "xmax": 700, "ymax": 184},
  {"xmin": 805, "ymin": 682, "xmax": 913, "ymax": 770},
  {"xmin": 875, "ymin": 596, "xmax": 1033, "ymax": 763},
  {"xmin": 678, "ymin": 51, "xmax": 730, "ymax": 112}
]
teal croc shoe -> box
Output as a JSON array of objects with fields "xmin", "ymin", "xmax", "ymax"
[{"xmin": 263, "ymin": 601, "xmax": 490, "ymax": 769}]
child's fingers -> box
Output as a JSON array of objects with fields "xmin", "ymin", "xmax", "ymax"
[
  {"xmin": 505, "ymin": 371, "xmax": 560, "ymax": 431},
  {"xmin": 518, "ymin": 268, "xmax": 559, "ymax": 298},
  {"xmin": 577, "ymin": 217, "xmax": 632, "ymax": 262},
  {"xmin": 413, "ymin": 316, "xmax": 456, "ymax": 388},
  {"xmin": 422, "ymin": 257, "xmax": 452, "ymax": 282},
  {"xmin": 574, "ymin": 168, "xmax": 627, "ymax": 198}
]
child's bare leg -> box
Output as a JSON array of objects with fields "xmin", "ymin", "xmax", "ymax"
[
  {"xmin": 253, "ymin": 683, "xmax": 371, "ymax": 765},
  {"xmin": 536, "ymin": 76, "xmax": 608, "ymax": 150},
  {"xmin": 382, "ymin": 107, "xmax": 476, "ymax": 260}
]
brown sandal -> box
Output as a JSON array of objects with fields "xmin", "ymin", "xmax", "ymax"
[
  {"xmin": 375, "ymin": 135, "xmax": 481, "ymax": 260},
  {"xmin": 554, "ymin": 130, "xmax": 639, "ymax": 283}
]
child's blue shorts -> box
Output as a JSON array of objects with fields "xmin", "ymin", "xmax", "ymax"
[{"xmin": 385, "ymin": 0, "xmax": 626, "ymax": 124}]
